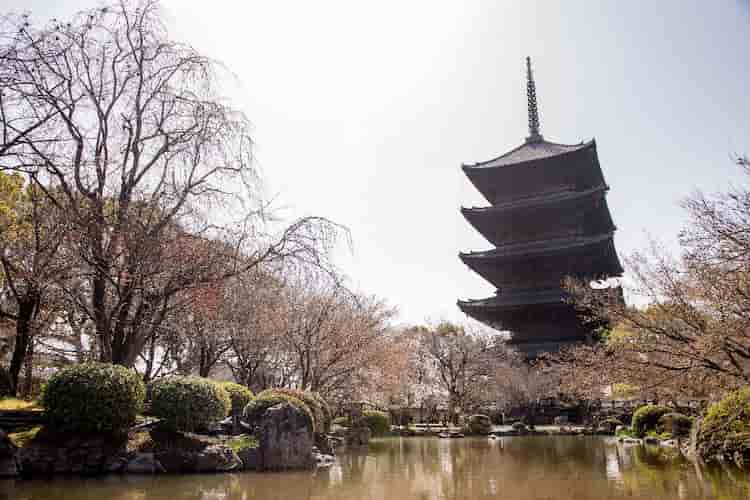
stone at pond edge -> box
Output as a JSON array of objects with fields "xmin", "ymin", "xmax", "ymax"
[
  {"xmin": 155, "ymin": 445, "xmax": 242, "ymax": 473},
  {"xmin": 345, "ymin": 425, "xmax": 371, "ymax": 446},
  {"xmin": 237, "ymin": 446, "xmax": 261, "ymax": 471},
  {"xmin": 257, "ymin": 402, "xmax": 315, "ymax": 470},
  {"xmin": 0, "ymin": 430, "xmax": 18, "ymax": 477},
  {"xmin": 17, "ymin": 432, "xmax": 128, "ymax": 477},
  {"xmin": 126, "ymin": 452, "xmax": 164, "ymax": 474}
]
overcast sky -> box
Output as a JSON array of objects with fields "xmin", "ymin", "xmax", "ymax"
[{"xmin": 5, "ymin": 0, "xmax": 750, "ymax": 325}]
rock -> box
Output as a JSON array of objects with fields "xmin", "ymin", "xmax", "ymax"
[
  {"xmin": 315, "ymin": 433, "xmax": 335, "ymax": 456},
  {"xmin": 660, "ymin": 439, "xmax": 677, "ymax": 448},
  {"xmin": 314, "ymin": 452, "xmax": 335, "ymax": 467},
  {"xmin": 17, "ymin": 432, "xmax": 127, "ymax": 477},
  {"xmin": 644, "ymin": 436, "xmax": 659, "ymax": 445},
  {"xmin": 615, "ymin": 425, "xmax": 626, "ymax": 435},
  {"xmin": 0, "ymin": 430, "xmax": 18, "ymax": 477},
  {"xmin": 126, "ymin": 453, "xmax": 164, "ymax": 474},
  {"xmin": 154, "ymin": 445, "xmax": 241, "ymax": 473},
  {"xmin": 621, "ymin": 437, "xmax": 643, "ymax": 445},
  {"xmin": 257, "ymin": 403, "xmax": 315, "ymax": 470},
  {"xmin": 237, "ymin": 446, "xmax": 261, "ymax": 471},
  {"xmin": 345, "ymin": 425, "xmax": 372, "ymax": 446}
]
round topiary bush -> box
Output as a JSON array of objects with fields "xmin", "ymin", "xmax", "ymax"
[
  {"xmin": 42, "ymin": 362, "xmax": 145, "ymax": 434},
  {"xmin": 698, "ymin": 388, "xmax": 750, "ymax": 462},
  {"xmin": 242, "ymin": 391, "xmax": 315, "ymax": 431},
  {"xmin": 219, "ymin": 382, "xmax": 254, "ymax": 416},
  {"xmin": 361, "ymin": 410, "xmax": 391, "ymax": 436},
  {"xmin": 658, "ymin": 412, "xmax": 693, "ymax": 438},
  {"xmin": 149, "ymin": 376, "xmax": 231, "ymax": 432},
  {"xmin": 631, "ymin": 404, "xmax": 672, "ymax": 437},
  {"xmin": 265, "ymin": 388, "xmax": 332, "ymax": 433},
  {"xmin": 467, "ymin": 414, "xmax": 492, "ymax": 435}
]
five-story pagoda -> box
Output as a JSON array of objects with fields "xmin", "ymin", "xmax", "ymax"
[{"xmin": 458, "ymin": 58, "xmax": 623, "ymax": 357}]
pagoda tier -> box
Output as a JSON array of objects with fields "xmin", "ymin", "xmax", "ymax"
[
  {"xmin": 461, "ymin": 185, "xmax": 615, "ymax": 247},
  {"xmin": 457, "ymin": 57, "xmax": 623, "ymax": 357},
  {"xmin": 462, "ymin": 139, "xmax": 605, "ymax": 205}
]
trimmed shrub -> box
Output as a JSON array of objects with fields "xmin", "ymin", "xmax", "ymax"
[
  {"xmin": 332, "ymin": 416, "xmax": 350, "ymax": 427},
  {"xmin": 467, "ymin": 414, "xmax": 492, "ymax": 435},
  {"xmin": 698, "ymin": 388, "xmax": 750, "ymax": 462},
  {"xmin": 42, "ymin": 362, "xmax": 145, "ymax": 434},
  {"xmin": 631, "ymin": 405, "xmax": 672, "ymax": 438},
  {"xmin": 150, "ymin": 376, "xmax": 231, "ymax": 432},
  {"xmin": 361, "ymin": 410, "xmax": 390, "ymax": 436},
  {"xmin": 265, "ymin": 388, "xmax": 332, "ymax": 433},
  {"xmin": 658, "ymin": 412, "xmax": 693, "ymax": 438},
  {"xmin": 243, "ymin": 391, "xmax": 315, "ymax": 431},
  {"xmin": 219, "ymin": 382, "xmax": 254, "ymax": 416}
]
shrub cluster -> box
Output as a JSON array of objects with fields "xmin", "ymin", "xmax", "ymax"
[
  {"xmin": 658, "ymin": 412, "xmax": 693, "ymax": 438},
  {"xmin": 697, "ymin": 388, "xmax": 750, "ymax": 462},
  {"xmin": 42, "ymin": 362, "xmax": 145, "ymax": 434},
  {"xmin": 467, "ymin": 414, "xmax": 492, "ymax": 435},
  {"xmin": 631, "ymin": 405, "xmax": 672, "ymax": 438},
  {"xmin": 361, "ymin": 410, "xmax": 391, "ymax": 436},
  {"xmin": 219, "ymin": 382, "xmax": 254, "ymax": 416},
  {"xmin": 149, "ymin": 376, "xmax": 231, "ymax": 432},
  {"xmin": 267, "ymin": 388, "xmax": 332, "ymax": 433},
  {"xmin": 242, "ymin": 390, "xmax": 315, "ymax": 431}
]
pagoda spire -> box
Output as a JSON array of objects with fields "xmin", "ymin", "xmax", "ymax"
[{"xmin": 525, "ymin": 56, "xmax": 543, "ymax": 143}]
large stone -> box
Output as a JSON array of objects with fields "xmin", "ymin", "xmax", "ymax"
[
  {"xmin": 17, "ymin": 432, "xmax": 127, "ymax": 477},
  {"xmin": 0, "ymin": 430, "xmax": 18, "ymax": 477},
  {"xmin": 154, "ymin": 445, "xmax": 241, "ymax": 473},
  {"xmin": 237, "ymin": 446, "xmax": 261, "ymax": 471},
  {"xmin": 126, "ymin": 453, "xmax": 164, "ymax": 474},
  {"xmin": 257, "ymin": 403, "xmax": 315, "ymax": 470}
]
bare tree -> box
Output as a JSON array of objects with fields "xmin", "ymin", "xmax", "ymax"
[{"xmin": 0, "ymin": 1, "xmax": 343, "ymax": 367}]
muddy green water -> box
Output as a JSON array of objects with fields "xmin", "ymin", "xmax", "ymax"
[{"xmin": 2, "ymin": 436, "xmax": 750, "ymax": 500}]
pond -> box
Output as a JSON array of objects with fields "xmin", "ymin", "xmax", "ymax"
[{"xmin": 2, "ymin": 436, "xmax": 750, "ymax": 500}]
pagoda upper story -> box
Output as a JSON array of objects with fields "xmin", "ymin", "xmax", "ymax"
[{"xmin": 457, "ymin": 57, "xmax": 622, "ymax": 357}]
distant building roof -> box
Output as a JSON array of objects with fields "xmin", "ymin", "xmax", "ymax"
[{"xmin": 463, "ymin": 139, "xmax": 593, "ymax": 169}]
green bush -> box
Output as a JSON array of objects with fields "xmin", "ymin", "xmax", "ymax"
[
  {"xmin": 631, "ymin": 405, "xmax": 672, "ymax": 438},
  {"xmin": 219, "ymin": 382, "xmax": 254, "ymax": 416},
  {"xmin": 332, "ymin": 416, "xmax": 350, "ymax": 427},
  {"xmin": 361, "ymin": 410, "xmax": 390, "ymax": 436},
  {"xmin": 42, "ymin": 362, "xmax": 145, "ymax": 434},
  {"xmin": 265, "ymin": 388, "xmax": 332, "ymax": 433},
  {"xmin": 658, "ymin": 412, "xmax": 693, "ymax": 437},
  {"xmin": 467, "ymin": 414, "xmax": 492, "ymax": 435},
  {"xmin": 150, "ymin": 376, "xmax": 231, "ymax": 432},
  {"xmin": 242, "ymin": 391, "xmax": 315, "ymax": 431},
  {"xmin": 698, "ymin": 388, "xmax": 750, "ymax": 462}
]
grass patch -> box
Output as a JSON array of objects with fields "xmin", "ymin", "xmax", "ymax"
[
  {"xmin": 0, "ymin": 398, "xmax": 41, "ymax": 411},
  {"xmin": 227, "ymin": 435, "xmax": 258, "ymax": 452},
  {"xmin": 9, "ymin": 425, "xmax": 42, "ymax": 448}
]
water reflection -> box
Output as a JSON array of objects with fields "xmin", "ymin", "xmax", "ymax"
[{"xmin": 2, "ymin": 437, "xmax": 750, "ymax": 500}]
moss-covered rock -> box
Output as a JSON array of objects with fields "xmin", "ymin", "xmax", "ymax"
[
  {"xmin": 243, "ymin": 391, "xmax": 315, "ymax": 432},
  {"xmin": 263, "ymin": 388, "xmax": 331, "ymax": 432},
  {"xmin": 42, "ymin": 362, "xmax": 145, "ymax": 434}
]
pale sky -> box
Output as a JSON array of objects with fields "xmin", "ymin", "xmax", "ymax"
[{"xmin": 5, "ymin": 0, "xmax": 750, "ymax": 325}]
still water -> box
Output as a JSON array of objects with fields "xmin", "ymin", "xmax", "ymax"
[{"xmin": 2, "ymin": 436, "xmax": 750, "ymax": 500}]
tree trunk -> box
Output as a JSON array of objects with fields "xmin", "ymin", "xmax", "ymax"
[{"xmin": 9, "ymin": 298, "xmax": 37, "ymax": 396}]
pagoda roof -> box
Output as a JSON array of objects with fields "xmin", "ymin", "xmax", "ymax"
[
  {"xmin": 458, "ymin": 288, "xmax": 568, "ymax": 309},
  {"xmin": 462, "ymin": 138, "xmax": 594, "ymax": 170},
  {"xmin": 461, "ymin": 184, "xmax": 608, "ymax": 214},
  {"xmin": 460, "ymin": 232, "xmax": 617, "ymax": 261}
]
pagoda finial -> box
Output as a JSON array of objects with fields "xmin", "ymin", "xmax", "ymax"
[{"xmin": 525, "ymin": 56, "xmax": 542, "ymax": 143}]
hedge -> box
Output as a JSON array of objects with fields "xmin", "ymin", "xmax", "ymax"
[
  {"xmin": 698, "ymin": 388, "xmax": 750, "ymax": 462},
  {"xmin": 658, "ymin": 412, "xmax": 693, "ymax": 438},
  {"xmin": 149, "ymin": 376, "xmax": 231, "ymax": 432},
  {"xmin": 631, "ymin": 405, "xmax": 672, "ymax": 438},
  {"xmin": 219, "ymin": 382, "xmax": 254, "ymax": 416},
  {"xmin": 361, "ymin": 410, "xmax": 390, "ymax": 436},
  {"xmin": 42, "ymin": 362, "xmax": 145, "ymax": 434},
  {"xmin": 243, "ymin": 391, "xmax": 315, "ymax": 432},
  {"xmin": 467, "ymin": 414, "xmax": 492, "ymax": 435}
]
